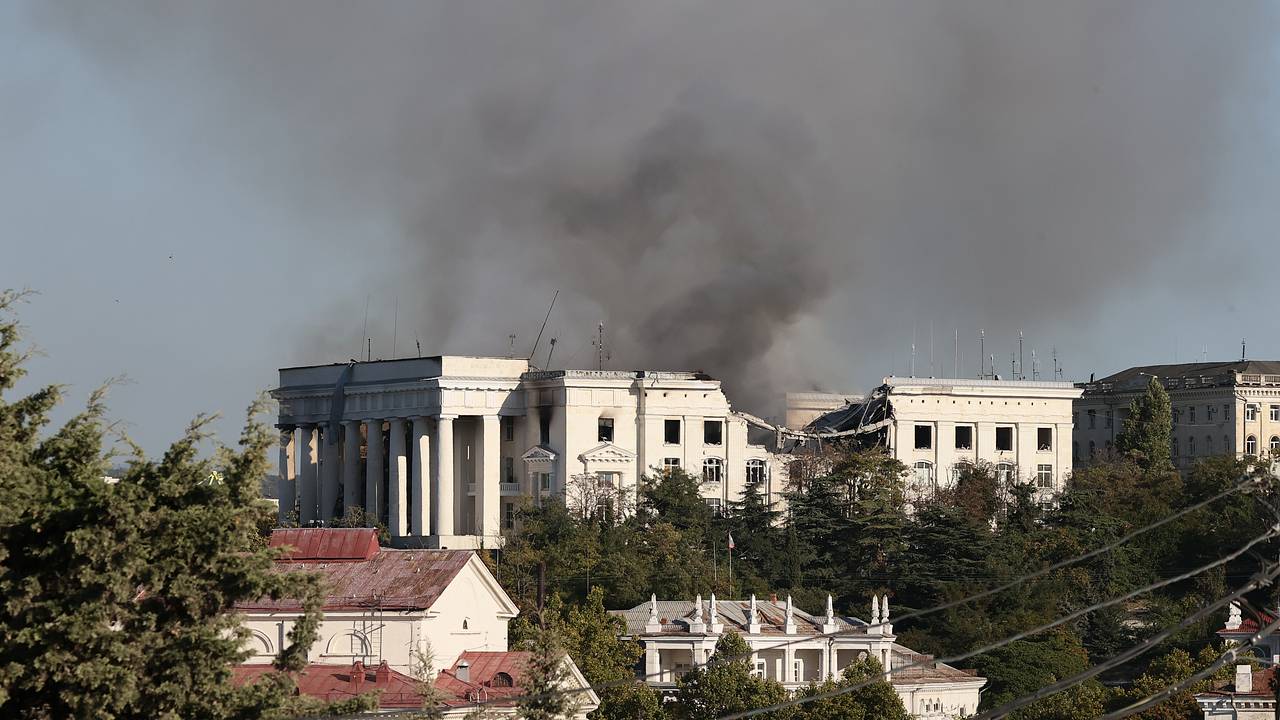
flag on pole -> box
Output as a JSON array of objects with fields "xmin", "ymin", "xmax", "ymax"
[{"xmin": 727, "ymin": 532, "xmax": 735, "ymax": 550}]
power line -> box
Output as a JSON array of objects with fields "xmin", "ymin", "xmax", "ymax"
[{"xmin": 715, "ymin": 524, "xmax": 1280, "ymax": 720}]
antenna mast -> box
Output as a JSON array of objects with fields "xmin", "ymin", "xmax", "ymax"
[
  {"xmin": 528, "ymin": 290, "xmax": 559, "ymax": 365},
  {"xmin": 592, "ymin": 322, "xmax": 610, "ymax": 371},
  {"xmin": 1018, "ymin": 330, "xmax": 1024, "ymax": 380},
  {"xmin": 545, "ymin": 338, "xmax": 558, "ymax": 369},
  {"xmin": 979, "ymin": 329, "xmax": 986, "ymax": 379}
]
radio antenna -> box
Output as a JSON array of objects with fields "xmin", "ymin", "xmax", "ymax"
[
  {"xmin": 528, "ymin": 290, "xmax": 559, "ymax": 364},
  {"xmin": 545, "ymin": 337, "xmax": 558, "ymax": 369}
]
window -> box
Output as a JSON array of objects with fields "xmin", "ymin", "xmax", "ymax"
[
  {"xmin": 502, "ymin": 416, "xmax": 514, "ymax": 442},
  {"xmin": 539, "ymin": 411, "xmax": 551, "ymax": 445},
  {"xmin": 1225, "ymin": 404, "xmax": 1232, "ymax": 420},
  {"xmin": 492, "ymin": 672, "xmax": 514, "ymax": 688},
  {"xmin": 1172, "ymin": 437, "xmax": 1179, "ymax": 457},
  {"xmin": 950, "ymin": 462, "xmax": 973, "ymax": 484},
  {"xmin": 1247, "ymin": 404, "xmax": 1259, "ymax": 421},
  {"xmin": 1105, "ymin": 410, "xmax": 1113, "ymax": 429},
  {"xmin": 914, "ymin": 424, "xmax": 933, "ymax": 450},
  {"xmin": 704, "ymin": 497, "xmax": 724, "ymax": 515},
  {"xmin": 1272, "ymin": 405, "xmax": 1280, "ymax": 422},
  {"xmin": 1209, "ymin": 405, "xmax": 1218, "ymax": 422},
  {"xmin": 1037, "ymin": 427, "xmax": 1052, "ymax": 451},
  {"xmin": 703, "ymin": 420, "xmax": 723, "ymax": 446},
  {"xmin": 1271, "ymin": 436, "xmax": 1280, "ymax": 454},
  {"xmin": 996, "ymin": 462, "xmax": 1015, "ymax": 485},
  {"xmin": 1246, "ymin": 436, "xmax": 1257, "ymax": 455},
  {"xmin": 662, "ymin": 457, "xmax": 681, "ymax": 474},
  {"xmin": 752, "ymin": 659, "xmax": 766, "ymax": 679},
  {"xmin": 503, "ymin": 456, "xmax": 514, "ymax": 483},
  {"xmin": 664, "ymin": 419, "xmax": 681, "ymax": 444},
  {"xmin": 1035, "ymin": 464, "xmax": 1053, "ymax": 489},
  {"xmin": 597, "ymin": 471, "xmax": 619, "ymax": 488},
  {"xmin": 598, "ymin": 417, "xmax": 614, "ymax": 443},
  {"xmin": 1188, "ymin": 436, "xmax": 1196, "ymax": 456},
  {"xmin": 1087, "ymin": 409, "xmax": 1097, "ymax": 429},
  {"xmin": 503, "ymin": 501, "xmax": 515, "ymax": 530},
  {"xmin": 1224, "ymin": 435, "xmax": 1230, "ymax": 451},
  {"xmin": 1189, "ymin": 406, "xmax": 1196, "ymax": 424},
  {"xmin": 793, "ymin": 658, "xmax": 804, "ymax": 682},
  {"xmin": 539, "ymin": 472, "xmax": 552, "ymax": 491},
  {"xmin": 745, "ymin": 459, "xmax": 767, "ymax": 486},
  {"xmin": 996, "ymin": 427, "xmax": 1014, "ymax": 452},
  {"xmin": 1206, "ymin": 435, "xmax": 1214, "ymax": 454},
  {"xmin": 1072, "ymin": 441, "xmax": 1079, "ymax": 461},
  {"xmin": 913, "ymin": 461, "xmax": 935, "ymax": 489},
  {"xmin": 1088, "ymin": 441, "xmax": 1096, "ymax": 457},
  {"xmin": 955, "ymin": 426, "xmax": 973, "ymax": 450},
  {"xmin": 703, "ymin": 458, "xmax": 724, "ymax": 484}
]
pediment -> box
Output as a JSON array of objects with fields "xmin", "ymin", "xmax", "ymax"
[
  {"xmin": 521, "ymin": 445, "xmax": 558, "ymax": 463},
  {"xmin": 578, "ymin": 442, "xmax": 637, "ymax": 464}
]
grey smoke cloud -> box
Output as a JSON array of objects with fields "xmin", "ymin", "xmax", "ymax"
[{"xmin": 24, "ymin": 0, "xmax": 1280, "ymax": 416}]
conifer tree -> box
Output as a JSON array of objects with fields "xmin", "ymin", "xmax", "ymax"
[
  {"xmin": 672, "ymin": 631, "xmax": 787, "ymax": 720},
  {"xmin": 516, "ymin": 623, "xmax": 580, "ymax": 720},
  {"xmin": 1115, "ymin": 375, "xmax": 1173, "ymax": 470}
]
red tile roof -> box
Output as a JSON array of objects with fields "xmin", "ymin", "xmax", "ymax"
[
  {"xmin": 232, "ymin": 654, "xmax": 534, "ymax": 710},
  {"xmin": 1219, "ymin": 612, "xmax": 1278, "ymax": 637},
  {"xmin": 238, "ymin": 529, "xmax": 473, "ymax": 612},
  {"xmin": 269, "ymin": 528, "xmax": 379, "ymax": 561}
]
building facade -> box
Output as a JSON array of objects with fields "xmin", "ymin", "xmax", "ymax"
[
  {"xmin": 613, "ymin": 593, "xmax": 985, "ymax": 718},
  {"xmin": 1194, "ymin": 602, "xmax": 1279, "ymax": 719},
  {"xmin": 1074, "ymin": 361, "xmax": 1280, "ymax": 470},
  {"xmin": 273, "ymin": 357, "xmax": 786, "ymax": 548}
]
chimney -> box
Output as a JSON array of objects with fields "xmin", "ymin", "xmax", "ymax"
[
  {"xmin": 1235, "ymin": 665, "xmax": 1252, "ymax": 694},
  {"xmin": 375, "ymin": 660, "xmax": 391, "ymax": 687},
  {"xmin": 456, "ymin": 659, "xmax": 471, "ymax": 684},
  {"xmin": 351, "ymin": 661, "xmax": 366, "ymax": 692}
]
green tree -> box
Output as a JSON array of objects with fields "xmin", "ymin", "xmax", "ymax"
[
  {"xmin": 0, "ymin": 291, "xmax": 368, "ymax": 718},
  {"xmin": 791, "ymin": 658, "xmax": 908, "ymax": 720},
  {"xmin": 517, "ymin": 623, "xmax": 581, "ymax": 720},
  {"xmin": 673, "ymin": 631, "xmax": 787, "ymax": 720},
  {"xmin": 1114, "ymin": 376, "xmax": 1173, "ymax": 471}
]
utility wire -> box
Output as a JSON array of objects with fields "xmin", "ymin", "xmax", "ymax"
[
  {"xmin": 715, "ymin": 524, "xmax": 1280, "ymax": 720},
  {"xmin": 974, "ymin": 560, "xmax": 1280, "ymax": 719}
]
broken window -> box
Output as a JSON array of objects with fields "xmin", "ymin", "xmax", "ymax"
[
  {"xmin": 664, "ymin": 419, "xmax": 681, "ymax": 444},
  {"xmin": 954, "ymin": 426, "xmax": 973, "ymax": 450},
  {"xmin": 996, "ymin": 462, "xmax": 1015, "ymax": 485},
  {"xmin": 703, "ymin": 420, "xmax": 723, "ymax": 446},
  {"xmin": 539, "ymin": 411, "xmax": 551, "ymax": 445},
  {"xmin": 996, "ymin": 426, "xmax": 1013, "ymax": 452},
  {"xmin": 914, "ymin": 424, "xmax": 933, "ymax": 450},
  {"xmin": 598, "ymin": 417, "xmax": 614, "ymax": 443},
  {"xmin": 702, "ymin": 458, "xmax": 723, "ymax": 484},
  {"xmin": 745, "ymin": 459, "xmax": 767, "ymax": 485},
  {"xmin": 1037, "ymin": 427, "xmax": 1052, "ymax": 451}
]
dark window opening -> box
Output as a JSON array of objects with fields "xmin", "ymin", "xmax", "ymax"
[
  {"xmin": 492, "ymin": 672, "xmax": 514, "ymax": 688},
  {"xmin": 1037, "ymin": 427, "xmax": 1052, "ymax": 451},
  {"xmin": 954, "ymin": 426, "xmax": 973, "ymax": 450},
  {"xmin": 914, "ymin": 424, "xmax": 933, "ymax": 450},
  {"xmin": 664, "ymin": 419, "xmax": 681, "ymax": 444},
  {"xmin": 704, "ymin": 420, "xmax": 723, "ymax": 446},
  {"xmin": 538, "ymin": 411, "xmax": 551, "ymax": 446},
  {"xmin": 502, "ymin": 416, "xmax": 514, "ymax": 442},
  {"xmin": 598, "ymin": 417, "xmax": 614, "ymax": 443},
  {"xmin": 996, "ymin": 427, "xmax": 1014, "ymax": 452}
]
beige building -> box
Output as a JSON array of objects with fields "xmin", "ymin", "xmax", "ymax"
[
  {"xmin": 273, "ymin": 356, "xmax": 786, "ymax": 548},
  {"xmin": 613, "ymin": 593, "xmax": 985, "ymax": 718},
  {"xmin": 1073, "ymin": 361, "xmax": 1280, "ymax": 470},
  {"xmin": 784, "ymin": 391, "xmax": 862, "ymax": 430}
]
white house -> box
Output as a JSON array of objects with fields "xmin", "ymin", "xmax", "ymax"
[
  {"xmin": 234, "ymin": 527, "xmax": 598, "ymax": 716},
  {"xmin": 806, "ymin": 377, "xmax": 1081, "ymax": 501},
  {"xmin": 612, "ymin": 593, "xmax": 985, "ymax": 719},
  {"xmin": 272, "ymin": 356, "xmax": 786, "ymax": 548}
]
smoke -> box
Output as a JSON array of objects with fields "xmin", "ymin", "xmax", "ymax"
[{"xmin": 24, "ymin": 1, "xmax": 1280, "ymax": 414}]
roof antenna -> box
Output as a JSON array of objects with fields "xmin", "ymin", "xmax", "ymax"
[
  {"xmin": 593, "ymin": 322, "xmax": 611, "ymax": 370},
  {"xmin": 391, "ymin": 296, "xmax": 398, "ymax": 359},
  {"xmin": 1242, "ymin": 338, "xmax": 1247, "ymax": 362},
  {"xmin": 545, "ymin": 337, "xmax": 558, "ymax": 369},
  {"xmin": 508, "ymin": 334, "xmax": 517, "ymax": 359},
  {"xmin": 359, "ymin": 294, "xmax": 370, "ymax": 361},
  {"xmin": 416, "ymin": 338, "xmax": 422, "ymax": 358},
  {"xmin": 979, "ymin": 329, "xmax": 985, "ymax": 379},
  {"xmin": 528, "ymin": 290, "xmax": 559, "ymax": 366}
]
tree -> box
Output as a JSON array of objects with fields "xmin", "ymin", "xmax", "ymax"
[
  {"xmin": 791, "ymin": 657, "xmax": 909, "ymax": 720},
  {"xmin": 672, "ymin": 631, "xmax": 787, "ymax": 720},
  {"xmin": 1114, "ymin": 376, "xmax": 1173, "ymax": 471},
  {"xmin": 517, "ymin": 623, "xmax": 581, "ymax": 720},
  {"xmin": 0, "ymin": 291, "xmax": 369, "ymax": 718}
]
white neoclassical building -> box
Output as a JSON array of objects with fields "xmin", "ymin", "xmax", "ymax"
[
  {"xmin": 613, "ymin": 593, "xmax": 985, "ymax": 718},
  {"xmin": 273, "ymin": 356, "xmax": 786, "ymax": 548},
  {"xmin": 1074, "ymin": 361, "xmax": 1280, "ymax": 470},
  {"xmin": 805, "ymin": 377, "xmax": 1081, "ymax": 501}
]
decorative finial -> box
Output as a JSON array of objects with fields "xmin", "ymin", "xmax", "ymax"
[
  {"xmin": 694, "ymin": 594, "xmax": 704, "ymax": 621},
  {"xmin": 826, "ymin": 594, "xmax": 835, "ymax": 623},
  {"xmin": 871, "ymin": 594, "xmax": 881, "ymax": 626},
  {"xmin": 748, "ymin": 594, "xmax": 762, "ymax": 634},
  {"xmin": 644, "ymin": 593, "xmax": 661, "ymax": 633},
  {"xmin": 784, "ymin": 594, "xmax": 796, "ymax": 633},
  {"xmin": 882, "ymin": 594, "xmax": 890, "ymax": 622},
  {"xmin": 1227, "ymin": 602, "xmax": 1243, "ymax": 630}
]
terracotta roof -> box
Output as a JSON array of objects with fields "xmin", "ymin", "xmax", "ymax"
[
  {"xmin": 269, "ymin": 528, "xmax": 379, "ymax": 561},
  {"xmin": 232, "ymin": 654, "xmax": 537, "ymax": 710},
  {"xmin": 238, "ymin": 531, "xmax": 473, "ymax": 611},
  {"xmin": 612, "ymin": 598, "xmax": 862, "ymax": 637},
  {"xmin": 1219, "ymin": 611, "xmax": 1278, "ymax": 637},
  {"xmin": 889, "ymin": 645, "xmax": 986, "ymax": 686}
]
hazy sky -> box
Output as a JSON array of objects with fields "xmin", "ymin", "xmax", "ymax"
[{"xmin": 4, "ymin": 1, "xmax": 1279, "ymax": 456}]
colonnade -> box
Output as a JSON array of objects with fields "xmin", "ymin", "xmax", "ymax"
[{"xmin": 277, "ymin": 414, "xmax": 504, "ymax": 540}]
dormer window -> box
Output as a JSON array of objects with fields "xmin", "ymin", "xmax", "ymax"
[{"xmin": 492, "ymin": 672, "xmax": 513, "ymax": 687}]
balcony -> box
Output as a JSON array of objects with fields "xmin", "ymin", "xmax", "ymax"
[{"xmin": 500, "ymin": 482, "xmax": 520, "ymax": 495}]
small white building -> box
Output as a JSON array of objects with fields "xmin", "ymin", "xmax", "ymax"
[
  {"xmin": 1193, "ymin": 602, "xmax": 1278, "ymax": 719},
  {"xmin": 1074, "ymin": 361, "xmax": 1280, "ymax": 470},
  {"xmin": 612, "ymin": 593, "xmax": 985, "ymax": 719},
  {"xmin": 273, "ymin": 357, "xmax": 786, "ymax": 548},
  {"xmin": 806, "ymin": 377, "xmax": 1080, "ymax": 501}
]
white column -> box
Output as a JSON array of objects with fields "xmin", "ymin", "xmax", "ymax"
[
  {"xmin": 320, "ymin": 427, "xmax": 341, "ymax": 521},
  {"xmin": 645, "ymin": 645, "xmax": 660, "ymax": 680},
  {"xmin": 365, "ymin": 420, "xmax": 384, "ymax": 521},
  {"xmin": 784, "ymin": 646, "xmax": 795, "ymax": 684},
  {"xmin": 388, "ymin": 418, "xmax": 408, "ymax": 537},
  {"xmin": 277, "ymin": 429, "xmax": 296, "ymax": 524},
  {"xmin": 297, "ymin": 426, "xmax": 319, "ymax": 524},
  {"xmin": 478, "ymin": 415, "xmax": 501, "ymax": 539},
  {"xmin": 342, "ymin": 420, "xmax": 361, "ymax": 515},
  {"xmin": 411, "ymin": 417, "xmax": 431, "ymax": 536},
  {"xmin": 433, "ymin": 416, "xmax": 456, "ymax": 536}
]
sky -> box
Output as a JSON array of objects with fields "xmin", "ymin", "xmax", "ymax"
[{"xmin": 3, "ymin": 1, "xmax": 1279, "ymax": 456}]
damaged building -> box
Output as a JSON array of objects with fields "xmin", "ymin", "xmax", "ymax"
[{"xmin": 273, "ymin": 356, "xmax": 787, "ymax": 548}]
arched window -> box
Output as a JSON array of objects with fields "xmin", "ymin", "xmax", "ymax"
[
  {"xmin": 462, "ymin": 618, "xmax": 470, "ymax": 631},
  {"xmin": 1246, "ymin": 436, "xmax": 1258, "ymax": 455},
  {"xmin": 912, "ymin": 461, "xmax": 935, "ymax": 495},
  {"xmin": 1206, "ymin": 436, "xmax": 1213, "ymax": 455},
  {"xmin": 1188, "ymin": 436, "xmax": 1196, "ymax": 456},
  {"xmin": 745, "ymin": 459, "xmax": 767, "ymax": 486},
  {"xmin": 1271, "ymin": 436, "xmax": 1280, "ymax": 454},
  {"xmin": 996, "ymin": 462, "xmax": 1015, "ymax": 485},
  {"xmin": 702, "ymin": 458, "xmax": 724, "ymax": 484},
  {"xmin": 491, "ymin": 672, "xmax": 514, "ymax": 688}
]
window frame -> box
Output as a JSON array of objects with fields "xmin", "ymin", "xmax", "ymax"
[
  {"xmin": 954, "ymin": 425, "xmax": 973, "ymax": 450},
  {"xmin": 1035, "ymin": 464, "xmax": 1053, "ymax": 489},
  {"xmin": 745, "ymin": 459, "xmax": 767, "ymax": 486},
  {"xmin": 1037, "ymin": 427, "xmax": 1053, "ymax": 451},
  {"xmin": 703, "ymin": 420, "xmax": 723, "ymax": 446},
  {"xmin": 664, "ymin": 419, "xmax": 681, "ymax": 445},
  {"xmin": 1246, "ymin": 435, "xmax": 1258, "ymax": 455},
  {"xmin": 914, "ymin": 424, "xmax": 933, "ymax": 450},
  {"xmin": 995, "ymin": 426, "xmax": 1014, "ymax": 452},
  {"xmin": 598, "ymin": 417, "xmax": 615, "ymax": 443},
  {"xmin": 702, "ymin": 457, "xmax": 724, "ymax": 484}
]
